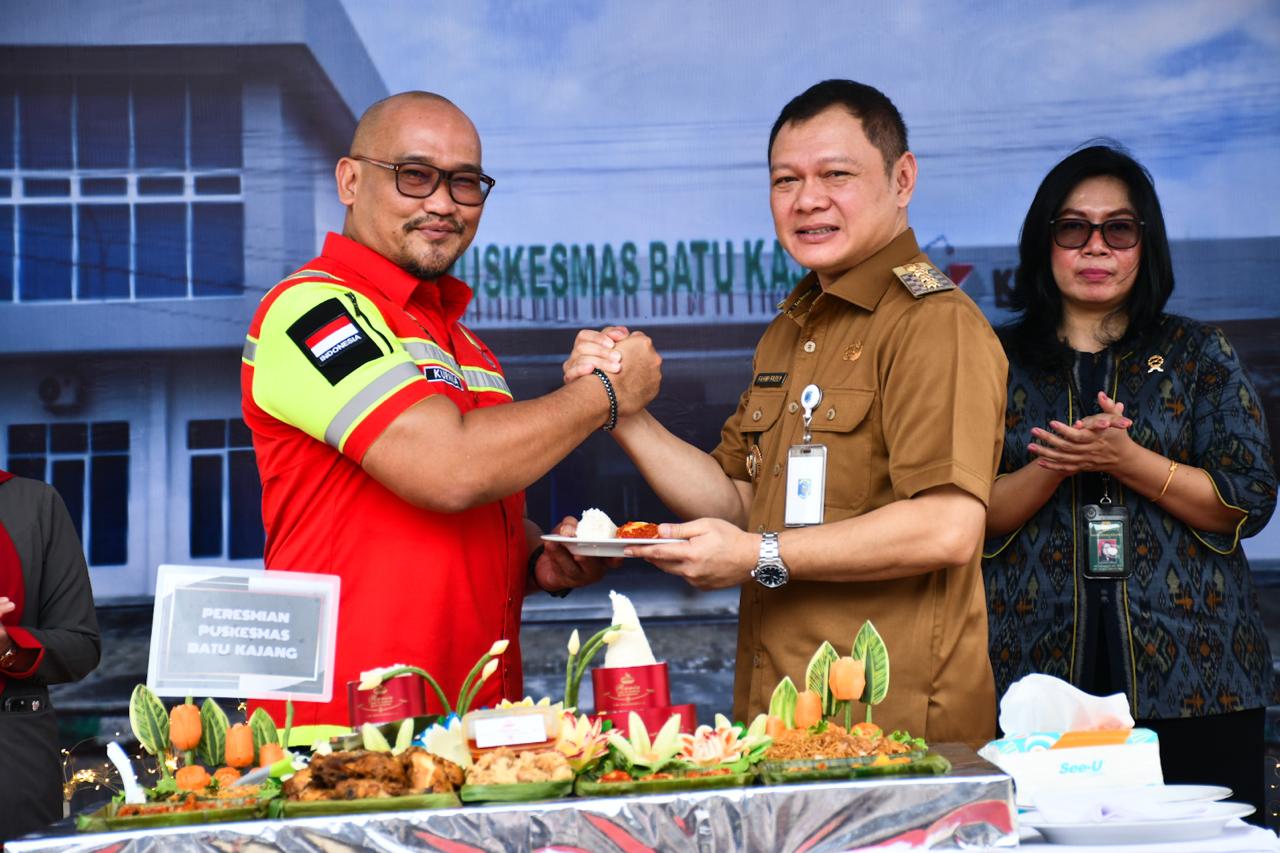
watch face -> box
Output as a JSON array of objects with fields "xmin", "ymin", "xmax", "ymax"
[{"xmin": 753, "ymin": 562, "xmax": 788, "ymax": 589}]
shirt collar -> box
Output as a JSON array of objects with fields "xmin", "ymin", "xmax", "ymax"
[
  {"xmin": 320, "ymin": 232, "xmax": 474, "ymax": 324},
  {"xmin": 822, "ymin": 228, "xmax": 923, "ymax": 312}
]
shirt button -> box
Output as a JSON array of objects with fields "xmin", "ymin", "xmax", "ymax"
[
  {"xmin": 788, "ymin": 402, "xmax": 799, "ymax": 414},
  {"xmin": 752, "ymin": 653, "xmax": 762, "ymax": 669},
  {"xmin": 803, "ymin": 341, "xmax": 817, "ymax": 353},
  {"xmin": 772, "ymin": 463, "xmax": 781, "ymax": 477},
  {"xmin": 826, "ymin": 407, "xmax": 836, "ymax": 420},
  {"xmin": 751, "ymin": 409, "xmax": 763, "ymax": 422},
  {"xmin": 757, "ymin": 524, "xmax": 765, "ymax": 533}
]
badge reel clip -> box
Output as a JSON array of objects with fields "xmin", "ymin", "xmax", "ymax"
[
  {"xmin": 785, "ymin": 384, "xmax": 827, "ymax": 527},
  {"xmin": 1083, "ymin": 474, "xmax": 1131, "ymax": 579}
]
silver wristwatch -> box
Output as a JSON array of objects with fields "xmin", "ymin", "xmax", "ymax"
[{"xmin": 751, "ymin": 532, "xmax": 789, "ymax": 589}]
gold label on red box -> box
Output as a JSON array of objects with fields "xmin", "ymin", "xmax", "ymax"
[
  {"xmin": 593, "ymin": 663, "xmax": 671, "ymax": 713},
  {"xmin": 603, "ymin": 672, "xmax": 655, "ymax": 708},
  {"xmin": 347, "ymin": 675, "xmax": 427, "ymax": 727},
  {"xmin": 362, "ymin": 686, "xmax": 405, "ymax": 715}
]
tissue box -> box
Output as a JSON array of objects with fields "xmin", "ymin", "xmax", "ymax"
[{"xmin": 978, "ymin": 728, "xmax": 1162, "ymax": 806}]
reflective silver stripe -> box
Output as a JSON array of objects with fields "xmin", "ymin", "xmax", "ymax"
[
  {"xmin": 324, "ymin": 361, "xmax": 423, "ymax": 449},
  {"xmin": 461, "ymin": 368, "xmax": 511, "ymax": 396},
  {"xmin": 403, "ymin": 341, "xmax": 462, "ymax": 374},
  {"xmin": 403, "ymin": 341, "xmax": 510, "ymax": 396},
  {"xmin": 283, "ymin": 269, "xmax": 342, "ymax": 282},
  {"xmin": 242, "ymin": 338, "xmax": 258, "ymax": 362}
]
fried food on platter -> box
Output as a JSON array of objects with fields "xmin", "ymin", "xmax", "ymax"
[
  {"xmin": 311, "ymin": 750, "xmax": 407, "ymax": 789},
  {"xmin": 465, "ymin": 748, "xmax": 573, "ymax": 786},
  {"xmin": 617, "ymin": 521, "xmax": 660, "ymax": 539},
  {"xmin": 285, "ymin": 748, "xmax": 464, "ymax": 800},
  {"xmin": 404, "ymin": 746, "xmax": 466, "ymax": 793},
  {"xmin": 763, "ymin": 724, "xmax": 915, "ymax": 761}
]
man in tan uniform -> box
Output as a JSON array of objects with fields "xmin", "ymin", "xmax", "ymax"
[{"xmin": 567, "ymin": 80, "xmax": 1006, "ymax": 745}]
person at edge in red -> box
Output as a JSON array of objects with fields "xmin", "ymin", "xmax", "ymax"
[
  {"xmin": 242, "ymin": 92, "xmax": 662, "ymax": 727},
  {"xmin": 0, "ymin": 469, "xmax": 101, "ymax": 843}
]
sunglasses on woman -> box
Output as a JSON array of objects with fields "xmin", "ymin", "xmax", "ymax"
[{"xmin": 1050, "ymin": 218, "xmax": 1144, "ymax": 250}]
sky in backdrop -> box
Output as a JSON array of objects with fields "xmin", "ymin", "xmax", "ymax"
[{"xmin": 337, "ymin": 0, "xmax": 1280, "ymax": 249}]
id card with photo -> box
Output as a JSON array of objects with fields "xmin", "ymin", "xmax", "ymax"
[
  {"xmin": 1083, "ymin": 504, "xmax": 1131, "ymax": 579},
  {"xmin": 784, "ymin": 444, "xmax": 826, "ymax": 527}
]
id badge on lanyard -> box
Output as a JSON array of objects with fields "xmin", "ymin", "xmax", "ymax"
[
  {"xmin": 1083, "ymin": 474, "xmax": 1131, "ymax": 579},
  {"xmin": 785, "ymin": 384, "xmax": 827, "ymax": 527}
]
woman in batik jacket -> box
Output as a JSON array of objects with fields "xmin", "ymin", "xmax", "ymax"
[{"xmin": 983, "ymin": 144, "xmax": 1275, "ymax": 821}]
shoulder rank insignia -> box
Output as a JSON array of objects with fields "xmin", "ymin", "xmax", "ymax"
[{"xmin": 892, "ymin": 262, "xmax": 956, "ymax": 298}]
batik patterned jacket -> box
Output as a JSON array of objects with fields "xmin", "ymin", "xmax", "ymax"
[{"xmin": 983, "ymin": 314, "xmax": 1276, "ymax": 718}]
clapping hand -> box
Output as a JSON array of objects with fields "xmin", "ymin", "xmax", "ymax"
[{"xmin": 1028, "ymin": 391, "xmax": 1135, "ymax": 474}]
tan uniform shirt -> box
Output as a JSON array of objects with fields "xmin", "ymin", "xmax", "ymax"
[{"xmin": 711, "ymin": 229, "xmax": 1007, "ymax": 746}]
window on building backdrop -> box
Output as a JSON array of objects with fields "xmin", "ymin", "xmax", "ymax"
[
  {"xmin": 0, "ymin": 74, "xmax": 244, "ymax": 302},
  {"xmin": 187, "ymin": 418, "xmax": 264, "ymax": 561},
  {"xmin": 5, "ymin": 421, "xmax": 129, "ymax": 566}
]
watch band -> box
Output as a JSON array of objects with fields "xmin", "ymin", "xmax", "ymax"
[
  {"xmin": 752, "ymin": 531, "xmax": 789, "ymax": 588},
  {"xmin": 759, "ymin": 531, "xmax": 781, "ymax": 562}
]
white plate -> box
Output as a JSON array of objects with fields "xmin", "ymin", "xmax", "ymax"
[
  {"xmin": 541, "ymin": 534, "xmax": 684, "ymax": 557},
  {"xmin": 1021, "ymin": 800, "xmax": 1254, "ymax": 845}
]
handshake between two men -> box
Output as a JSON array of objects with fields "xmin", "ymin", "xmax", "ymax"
[{"xmin": 533, "ymin": 325, "xmax": 755, "ymax": 597}]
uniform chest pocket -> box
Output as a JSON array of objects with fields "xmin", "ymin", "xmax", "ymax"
[
  {"xmin": 739, "ymin": 388, "xmax": 787, "ymax": 471},
  {"xmin": 740, "ymin": 388, "xmax": 787, "ymax": 434},
  {"xmin": 806, "ymin": 387, "xmax": 876, "ymax": 512}
]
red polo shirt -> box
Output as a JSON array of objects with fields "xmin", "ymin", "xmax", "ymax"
[{"xmin": 242, "ymin": 233, "xmax": 526, "ymax": 727}]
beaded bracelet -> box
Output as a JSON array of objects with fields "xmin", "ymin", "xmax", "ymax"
[
  {"xmin": 1154, "ymin": 459, "xmax": 1179, "ymax": 502},
  {"xmin": 593, "ymin": 368, "xmax": 618, "ymax": 431}
]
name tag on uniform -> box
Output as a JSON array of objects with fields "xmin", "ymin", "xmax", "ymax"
[{"xmin": 785, "ymin": 444, "xmax": 826, "ymax": 526}]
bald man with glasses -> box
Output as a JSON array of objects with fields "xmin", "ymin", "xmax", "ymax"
[{"xmin": 241, "ymin": 91, "xmax": 661, "ymax": 726}]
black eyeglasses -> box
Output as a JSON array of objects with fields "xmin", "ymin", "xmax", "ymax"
[
  {"xmin": 1050, "ymin": 218, "xmax": 1143, "ymax": 250},
  {"xmin": 350, "ymin": 156, "xmax": 495, "ymax": 206}
]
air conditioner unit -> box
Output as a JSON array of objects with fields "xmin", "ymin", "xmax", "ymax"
[{"xmin": 38, "ymin": 373, "xmax": 84, "ymax": 413}]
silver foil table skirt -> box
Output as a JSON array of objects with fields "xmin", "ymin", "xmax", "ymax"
[{"xmin": 9, "ymin": 744, "xmax": 1016, "ymax": 852}]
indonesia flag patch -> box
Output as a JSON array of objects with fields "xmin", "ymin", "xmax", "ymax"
[
  {"xmin": 307, "ymin": 316, "xmax": 363, "ymax": 363},
  {"xmin": 287, "ymin": 296, "xmax": 386, "ymax": 385}
]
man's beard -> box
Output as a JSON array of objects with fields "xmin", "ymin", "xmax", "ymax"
[
  {"xmin": 400, "ymin": 215, "xmax": 465, "ymax": 280},
  {"xmin": 401, "ymin": 250, "xmax": 456, "ymax": 281}
]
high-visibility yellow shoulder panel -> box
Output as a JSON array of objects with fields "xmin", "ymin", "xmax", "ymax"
[{"xmin": 251, "ymin": 282, "xmax": 423, "ymax": 452}]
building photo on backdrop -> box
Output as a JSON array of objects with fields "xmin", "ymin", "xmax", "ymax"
[{"xmin": 1, "ymin": 0, "xmax": 1279, "ymax": 828}]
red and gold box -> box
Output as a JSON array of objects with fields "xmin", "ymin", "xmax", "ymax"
[
  {"xmin": 592, "ymin": 662, "xmax": 670, "ymax": 711},
  {"xmin": 347, "ymin": 674, "xmax": 426, "ymax": 727},
  {"xmin": 597, "ymin": 703, "xmax": 697, "ymax": 736},
  {"xmin": 592, "ymin": 662, "xmax": 696, "ymax": 736}
]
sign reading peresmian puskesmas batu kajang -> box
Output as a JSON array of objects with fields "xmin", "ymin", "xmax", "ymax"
[{"xmin": 146, "ymin": 565, "xmax": 340, "ymax": 703}]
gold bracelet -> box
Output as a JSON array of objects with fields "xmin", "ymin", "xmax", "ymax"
[{"xmin": 1154, "ymin": 460, "xmax": 1179, "ymax": 502}]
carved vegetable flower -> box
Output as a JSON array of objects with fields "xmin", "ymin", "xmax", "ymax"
[
  {"xmin": 606, "ymin": 712, "xmax": 683, "ymax": 774},
  {"xmin": 555, "ymin": 712, "xmax": 609, "ymax": 772},
  {"xmin": 679, "ymin": 714, "xmax": 772, "ymax": 768},
  {"xmin": 416, "ymin": 715, "xmax": 471, "ymax": 768}
]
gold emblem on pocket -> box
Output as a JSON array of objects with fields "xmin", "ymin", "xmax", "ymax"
[
  {"xmin": 746, "ymin": 445, "xmax": 763, "ymax": 480},
  {"xmin": 843, "ymin": 341, "xmax": 863, "ymax": 362}
]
